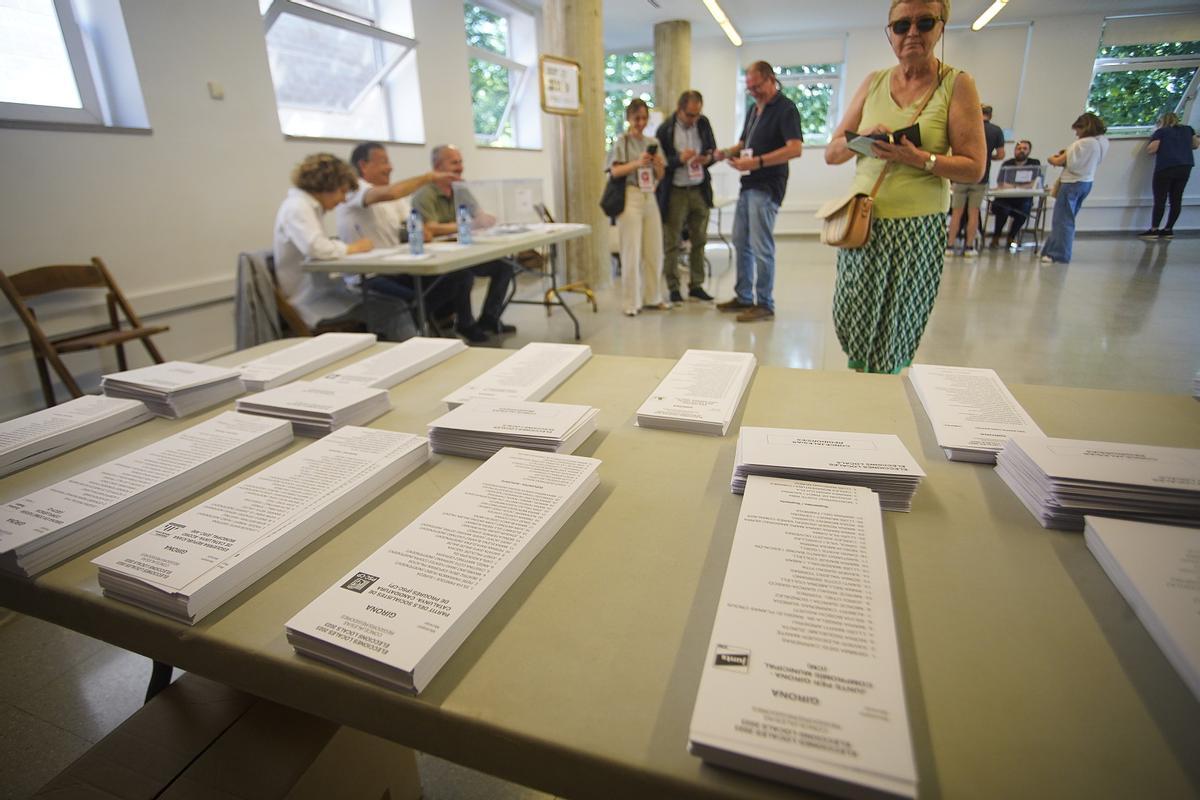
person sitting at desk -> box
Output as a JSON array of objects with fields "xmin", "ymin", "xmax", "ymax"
[
  {"xmin": 989, "ymin": 139, "xmax": 1041, "ymax": 250},
  {"xmin": 411, "ymin": 145, "xmax": 517, "ymax": 336},
  {"xmin": 337, "ymin": 142, "xmax": 490, "ymax": 344}
]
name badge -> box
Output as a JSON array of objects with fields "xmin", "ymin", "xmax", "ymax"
[
  {"xmin": 739, "ymin": 148, "xmax": 754, "ymax": 176},
  {"xmin": 687, "ymin": 158, "xmax": 704, "ymax": 181},
  {"xmin": 637, "ymin": 166, "xmax": 654, "ymax": 192}
]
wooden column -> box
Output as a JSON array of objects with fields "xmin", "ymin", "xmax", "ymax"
[
  {"xmin": 543, "ymin": 0, "xmax": 608, "ymax": 287},
  {"xmin": 654, "ymin": 20, "xmax": 691, "ymax": 115}
]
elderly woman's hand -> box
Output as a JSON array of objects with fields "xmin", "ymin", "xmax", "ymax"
[{"xmin": 871, "ymin": 134, "xmax": 924, "ymax": 168}]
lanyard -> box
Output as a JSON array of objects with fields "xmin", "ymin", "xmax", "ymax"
[{"xmin": 744, "ymin": 103, "xmax": 765, "ymax": 149}]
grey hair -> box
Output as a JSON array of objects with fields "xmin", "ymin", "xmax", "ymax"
[{"xmin": 430, "ymin": 144, "xmax": 457, "ymax": 168}]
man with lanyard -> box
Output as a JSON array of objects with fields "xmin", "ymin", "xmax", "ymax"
[
  {"xmin": 715, "ymin": 61, "xmax": 804, "ymax": 322},
  {"xmin": 655, "ymin": 89, "xmax": 719, "ymax": 304}
]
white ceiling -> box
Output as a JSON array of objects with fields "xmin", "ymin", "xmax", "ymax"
[{"xmin": 600, "ymin": 0, "xmax": 1200, "ymax": 50}]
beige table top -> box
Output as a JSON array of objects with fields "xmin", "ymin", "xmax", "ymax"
[{"xmin": 2, "ymin": 342, "xmax": 1198, "ymax": 800}]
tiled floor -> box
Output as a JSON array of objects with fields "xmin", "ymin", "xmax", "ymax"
[{"xmin": 1, "ymin": 232, "xmax": 1197, "ymax": 799}]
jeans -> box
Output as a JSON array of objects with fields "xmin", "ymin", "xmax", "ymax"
[
  {"xmin": 732, "ymin": 189, "xmax": 780, "ymax": 310},
  {"xmin": 1042, "ymin": 180, "xmax": 1091, "ymax": 264}
]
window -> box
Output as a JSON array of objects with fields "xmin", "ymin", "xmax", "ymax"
[
  {"xmin": 604, "ymin": 51, "xmax": 654, "ymax": 147},
  {"xmin": 261, "ymin": 0, "xmax": 424, "ymax": 143},
  {"xmin": 464, "ymin": 1, "xmax": 539, "ymax": 149},
  {"xmin": 738, "ymin": 63, "xmax": 841, "ymax": 145},
  {"xmin": 0, "ymin": 0, "xmax": 148, "ymax": 129},
  {"xmin": 1086, "ymin": 40, "xmax": 1200, "ymax": 136}
]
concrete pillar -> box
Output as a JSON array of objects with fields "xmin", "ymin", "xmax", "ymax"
[
  {"xmin": 654, "ymin": 20, "xmax": 691, "ymax": 116},
  {"xmin": 543, "ymin": 0, "xmax": 608, "ymax": 287}
]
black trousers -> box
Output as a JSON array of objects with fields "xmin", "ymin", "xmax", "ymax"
[
  {"xmin": 992, "ymin": 197, "xmax": 1033, "ymax": 239},
  {"xmin": 469, "ymin": 260, "xmax": 514, "ymax": 325},
  {"xmin": 1151, "ymin": 164, "xmax": 1192, "ymax": 231}
]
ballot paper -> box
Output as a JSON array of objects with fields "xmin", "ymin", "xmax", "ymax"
[
  {"xmin": 733, "ymin": 427, "xmax": 925, "ymax": 512},
  {"xmin": 689, "ymin": 476, "xmax": 917, "ymax": 799},
  {"xmin": 236, "ymin": 381, "xmax": 391, "ymax": 437},
  {"xmin": 287, "ymin": 447, "xmax": 601, "ymax": 694},
  {"xmin": 237, "ymin": 332, "xmax": 378, "ymax": 392},
  {"xmin": 94, "ymin": 427, "xmax": 430, "ymax": 624},
  {"xmin": 995, "ymin": 435, "xmax": 1200, "ymax": 530},
  {"xmin": 442, "ymin": 342, "xmax": 591, "ymax": 409},
  {"xmin": 101, "ymin": 362, "xmax": 244, "ymax": 418},
  {"xmin": 1084, "ymin": 516, "xmax": 1200, "ymax": 702},
  {"xmin": 636, "ymin": 349, "xmax": 755, "ymax": 436},
  {"xmin": 317, "ymin": 337, "xmax": 466, "ymax": 389},
  {"xmin": 0, "ymin": 395, "xmax": 153, "ymax": 478},
  {"xmin": 427, "ymin": 399, "xmax": 598, "ymax": 459},
  {"xmin": 908, "ymin": 364, "xmax": 1044, "ymax": 463},
  {"xmin": 0, "ymin": 412, "xmax": 293, "ymax": 578}
]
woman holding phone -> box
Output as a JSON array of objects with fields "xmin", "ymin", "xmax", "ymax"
[{"xmin": 608, "ymin": 98, "xmax": 668, "ymax": 316}]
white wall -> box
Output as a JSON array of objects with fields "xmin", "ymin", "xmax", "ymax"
[{"xmin": 0, "ymin": 0, "xmax": 555, "ymax": 419}]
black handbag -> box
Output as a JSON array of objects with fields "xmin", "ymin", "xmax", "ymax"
[{"xmin": 600, "ymin": 135, "xmax": 627, "ymax": 220}]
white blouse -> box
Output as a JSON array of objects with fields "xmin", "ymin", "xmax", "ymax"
[{"xmin": 272, "ymin": 188, "xmax": 356, "ymax": 326}]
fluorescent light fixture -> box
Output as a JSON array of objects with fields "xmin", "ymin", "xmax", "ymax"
[
  {"xmin": 971, "ymin": 0, "xmax": 1009, "ymax": 31},
  {"xmin": 702, "ymin": 0, "xmax": 742, "ymax": 46}
]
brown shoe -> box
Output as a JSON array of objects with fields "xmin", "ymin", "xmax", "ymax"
[
  {"xmin": 736, "ymin": 305, "xmax": 774, "ymax": 322},
  {"xmin": 716, "ymin": 297, "xmax": 753, "ymax": 312}
]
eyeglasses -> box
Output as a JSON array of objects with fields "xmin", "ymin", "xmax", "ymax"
[{"xmin": 887, "ymin": 15, "xmax": 942, "ymax": 35}]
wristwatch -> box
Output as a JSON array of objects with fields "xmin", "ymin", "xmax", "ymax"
[{"xmin": 922, "ymin": 153, "xmax": 937, "ymax": 172}]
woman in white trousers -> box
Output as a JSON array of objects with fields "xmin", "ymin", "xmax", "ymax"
[{"xmin": 608, "ymin": 98, "xmax": 667, "ymax": 316}]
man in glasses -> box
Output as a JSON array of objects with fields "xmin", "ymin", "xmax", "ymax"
[
  {"xmin": 716, "ymin": 61, "xmax": 804, "ymax": 323},
  {"xmin": 946, "ymin": 103, "xmax": 1006, "ymax": 257},
  {"xmin": 655, "ymin": 90, "xmax": 719, "ymax": 305}
]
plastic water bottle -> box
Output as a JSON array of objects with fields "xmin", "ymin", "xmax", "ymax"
[
  {"xmin": 407, "ymin": 209, "xmax": 424, "ymax": 255},
  {"xmin": 456, "ymin": 204, "xmax": 473, "ymax": 245}
]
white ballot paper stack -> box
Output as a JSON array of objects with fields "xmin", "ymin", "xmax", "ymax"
[
  {"xmin": 286, "ymin": 447, "xmax": 601, "ymax": 694},
  {"xmin": 93, "ymin": 427, "xmax": 430, "ymax": 624},
  {"xmin": 995, "ymin": 435, "xmax": 1200, "ymax": 530},
  {"xmin": 0, "ymin": 395, "xmax": 153, "ymax": 478},
  {"xmin": 237, "ymin": 332, "xmax": 377, "ymax": 392},
  {"xmin": 235, "ymin": 381, "xmax": 391, "ymax": 437},
  {"xmin": 689, "ymin": 476, "xmax": 917, "ymax": 799},
  {"xmin": 0, "ymin": 412, "xmax": 292, "ymax": 578},
  {"xmin": 101, "ymin": 362, "xmax": 245, "ymax": 418},
  {"xmin": 442, "ymin": 342, "xmax": 591, "ymax": 409},
  {"xmin": 1084, "ymin": 516, "xmax": 1200, "ymax": 701},
  {"xmin": 636, "ymin": 349, "xmax": 756, "ymax": 436},
  {"xmin": 427, "ymin": 400, "xmax": 598, "ymax": 459},
  {"xmin": 317, "ymin": 337, "xmax": 466, "ymax": 389},
  {"xmin": 733, "ymin": 427, "xmax": 925, "ymax": 512},
  {"xmin": 908, "ymin": 364, "xmax": 1044, "ymax": 463}
]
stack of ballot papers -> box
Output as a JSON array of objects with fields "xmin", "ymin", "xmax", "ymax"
[
  {"xmin": 732, "ymin": 427, "xmax": 925, "ymax": 512},
  {"xmin": 317, "ymin": 337, "xmax": 466, "ymax": 389},
  {"xmin": 1084, "ymin": 516, "xmax": 1200, "ymax": 702},
  {"xmin": 908, "ymin": 364, "xmax": 1044, "ymax": 463},
  {"xmin": 442, "ymin": 342, "xmax": 591, "ymax": 409},
  {"xmin": 0, "ymin": 395, "xmax": 153, "ymax": 478},
  {"xmin": 0, "ymin": 413, "xmax": 292, "ymax": 578},
  {"xmin": 995, "ymin": 436, "xmax": 1200, "ymax": 530},
  {"xmin": 237, "ymin": 332, "xmax": 377, "ymax": 391},
  {"xmin": 235, "ymin": 381, "xmax": 391, "ymax": 437},
  {"xmin": 427, "ymin": 400, "xmax": 598, "ymax": 458},
  {"xmin": 689, "ymin": 476, "xmax": 917, "ymax": 799},
  {"xmin": 636, "ymin": 349, "xmax": 755, "ymax": 436},
  {"xmin": 93, "ymin": 427, "xmax": 430, "ymax": 624},
  {"xmin": 101, "ymin": 362, "xmax": 245, "ymax": 418},
  {"xmin": 287, "ymin": 447, "xmax": 600, "ymax": 694}
]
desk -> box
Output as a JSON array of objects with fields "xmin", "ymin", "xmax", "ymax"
[
  {"xmin": 308, "ymin": 223, "xmax": 591, "ymax": 339},
  {"xmin": 986, "ymin": 188, "xmax": 1050, "ymax": 252},
  {"xmin": 2, "ymin": 342, "xmax": 1199, "ymax": 800}
]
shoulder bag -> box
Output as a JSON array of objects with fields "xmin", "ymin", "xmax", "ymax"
[{"xmin": 600, "ymin": 135, "xmax": 627, "ymax": 220}]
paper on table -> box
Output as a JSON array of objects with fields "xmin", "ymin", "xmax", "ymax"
[
  {"xmin": 908, "ymin": 364, "xmax": 1043, "ymax": 462},
  {"xmin": 237, "ymin": 332, "xmax": 377, "ymax": 391},
  {"xmin": 318, "ymin": 337, "xmax": 466, "ymax": 389},
  {"xmin": 442, "ymin": 342, "xmax": 591, "ymax": 408},
  {"xmin": 0, "ymin": 396, "xmax": 153, "ymax": 478},
  {"xmin": 636, "ymin": 349, "xmax": 755, "ymax": 435}
]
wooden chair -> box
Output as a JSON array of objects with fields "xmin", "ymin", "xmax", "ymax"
[
  {"xmin": 263, "ymin": 255, "xmax": 364, "ymax": 337},
  {"xmin": 0, "ymin": 257, "xmax": 169, "ymax": 407}
]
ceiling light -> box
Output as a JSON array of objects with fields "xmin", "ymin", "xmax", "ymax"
[
  {"xmin": 701, "ymin": 0, "xmax": 742, "ymax": 47},
  {"xmin": 972, "ymin": 0, "xmax": 1009, "ymax": 31}
]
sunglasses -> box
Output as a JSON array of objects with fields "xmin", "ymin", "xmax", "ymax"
[{"xmin": 887, "ymin": 16, "xmax": 943, "ymax": 35}]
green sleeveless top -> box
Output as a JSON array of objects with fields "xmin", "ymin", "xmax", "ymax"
[{"xmin": 850, "ymin": 64, "xmax": 959, "ymax": 219}]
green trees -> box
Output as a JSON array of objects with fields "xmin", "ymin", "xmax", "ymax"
[{"xmin": 1086, "ymin": 42, "xmax": 1200, "ymax": 132}]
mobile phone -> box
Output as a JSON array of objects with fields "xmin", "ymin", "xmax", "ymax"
[{"xmin": 647, "ymin": 143, "xmax": 658, "ymax": 155}]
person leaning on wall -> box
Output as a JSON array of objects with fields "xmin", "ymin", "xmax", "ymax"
[{"xmin": 1139, "ymin": 112, "xmax": 1198, "ymax": 240}]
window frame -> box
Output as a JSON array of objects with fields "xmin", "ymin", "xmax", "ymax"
[
  {"xmin": 1087, "ymin": 50, "xmax": 1200, "ymax": 137},
  {"xmin": 736, "ymin": 63, "xmax": 842, "ymax": 147},
  {"xmin": 603, "ymin": 49, "xmax": 655, "ymax": 148},
  {"xmin": 464, "ymin": 0, "xmax": 536, "ymax": 149}
]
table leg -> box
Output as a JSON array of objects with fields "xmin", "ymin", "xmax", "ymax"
[{"xmin": 413, "ymin": 275, "xmax": 429, "ymax": 336}]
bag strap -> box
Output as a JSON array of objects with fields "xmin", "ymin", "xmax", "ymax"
[{"xmin": 867, "ymin": 62, "xmax": 946, "ymax": 199}]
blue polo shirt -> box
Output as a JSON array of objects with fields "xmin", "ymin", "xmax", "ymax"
[
  {"xmin": 738, "ymin": 91, "xmax": 804, "ymax": 205},
  {"xmin": 1150, "ymin": 125, "xmax": 1196, "ymax": 172}
]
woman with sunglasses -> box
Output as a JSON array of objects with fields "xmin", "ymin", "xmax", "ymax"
[
  {"xmin": 825, "ymin": 0, "xmax": 986, "ymax": 374},
  {"xmin": 1041, "ymin": 113, "xmax": 1109, "ymax": 264}
]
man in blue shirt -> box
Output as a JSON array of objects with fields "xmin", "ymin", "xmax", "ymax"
[{"xmin": 715, "ymin": 61, "xmax": 804, "ymax": 322}]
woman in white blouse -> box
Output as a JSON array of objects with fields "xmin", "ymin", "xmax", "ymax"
[
  {"xmin": 272, "ymin": 153, "xmax": 374, "ymax": 329},
  {"xmin": 1041, "ymin": 113, "xmax": 1109, "ymax": 265},
  {"xmin": 608, "ymin": 98, "xmax": 668, "ymax": 316}
]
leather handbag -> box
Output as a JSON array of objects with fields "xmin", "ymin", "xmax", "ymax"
[{"xmin": 600, "ymin": 135, "xmax": 628, "ymax": 220}]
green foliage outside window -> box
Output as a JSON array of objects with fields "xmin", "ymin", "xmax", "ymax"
[
  {"xmin": 742, "ymin": 64, "xmax": 840, "ymax": 144},
  {"xmin": 465, "ymin": 4, "xmax": 514, "ymax": 145},
  {"xmin": 604, "ymin": 52, "xmax": 655, "ymax": 147},
  {"xmin": 1086, "ymin": 40, "xmax": 1200, "ymax": 132},
  {"xmin": 464, "ymin": 4, "xmax": 507, "ymax": 55}
]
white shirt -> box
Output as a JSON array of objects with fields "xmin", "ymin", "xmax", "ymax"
[
  {"xmin": 272, "ymin": 187, "xmax": 356, "ymax": 327},
  {"xmin": 1062, "ymin": 136, "xmax": 1109, "ymax": 183},
  {"xmin": 335, "ymin": 180, "xmax": 411, "ymax": 248}
]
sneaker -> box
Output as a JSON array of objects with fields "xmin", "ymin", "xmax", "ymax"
[
  {"xmin": 1160, "ymin": 229, "xmax": 1174, "ymax": 239},
  {"xmin": 716, "ymin": 297, "xmax": 753, "ymax": 312},
  {"xmin": 642, "ymin": 302, "xmax": 670, "ymax": 311},
  {"xmin": 479, "ymin": 317, "xmax": 517, "ymax": 335},
  {"xmin": 1137, "ymin": 229, "xmax": 1159, "ymax": 239},
  {"xmin": 688, "ymin": 286, "xmax": 715, "ymax": 302},
  {"xmin": 944, "ymin": 247, "xmax": 956, "ymax": 257},
  {"xmin": 623, "ymin": 308, "xmax": 638, "ymax": 317},
  {"xmin": 962, "ymin": 248, "xmax": 978, "ymax": 259},
  {"xmin": 668, "ymin": 289, "xmax": 684, "ymax": 304},
  {"xmin": 736, "ymin": 305, "xmax": 774, "ymax": 322},
  {"xmin": 1039, "ymin": 255, "xmax": 1055, "ymax": 264},
  {"xmin": 457, "ymin": 323, "xmax": 490, "ymax": 344}
]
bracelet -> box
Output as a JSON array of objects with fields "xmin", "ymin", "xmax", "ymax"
[{"xmin": 758, "ymin": 156, "xmax": 765, "ymax": 169}]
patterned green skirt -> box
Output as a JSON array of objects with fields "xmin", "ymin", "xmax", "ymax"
[{"xmin": 833, "ymin": 213, "xmax": 947, "ymax": 374}]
